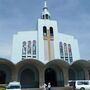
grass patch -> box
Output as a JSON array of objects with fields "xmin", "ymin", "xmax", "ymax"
[{"xmin": 0, "ymin": 86, "xmax": 6, "ymax": 90}]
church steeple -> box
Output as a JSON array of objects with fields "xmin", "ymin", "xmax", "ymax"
[
  {"xmin": 44, "ymin": 0, "xmax": 47, "ymax": 8},
  {"xmin": 41, "ymin": 0, "xmax": 51, "ymax": 19}
]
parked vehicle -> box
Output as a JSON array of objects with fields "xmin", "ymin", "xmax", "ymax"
[
  {"xmin": 6, "ymin": 81, "xmax": 21, "ymax": 90},
  {"xmin": 69, "ymin": 80, "xmax": 90, "ymax": 90}
]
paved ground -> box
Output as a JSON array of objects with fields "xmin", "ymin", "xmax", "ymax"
[{"xmin": 22, "ymin": 87, "xmax": 73, "ymax": 90}]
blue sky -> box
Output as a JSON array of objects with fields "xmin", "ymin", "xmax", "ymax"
[{"xmin": 0, "ymin": 0, "xmax": 90, "ymax": 60}]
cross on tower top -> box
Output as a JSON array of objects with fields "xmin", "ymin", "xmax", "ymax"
[{"xmin": 41, "ymin": 0, "xmax": 51, "ymax": 19}]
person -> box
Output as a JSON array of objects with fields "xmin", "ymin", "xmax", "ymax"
[
  {"xmin": 40, "ymin": 83, "xmax": 47, "ymax": 90},
  {"xmin": 43, "ymin": 83, "xmax": 47, "ymax": 90},
  {"xmin": 48, "ymin": 82, "xmax": 51, "ymax": 90}
]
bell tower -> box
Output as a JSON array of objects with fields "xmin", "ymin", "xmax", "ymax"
[
  {"xmin": 38, "ymin": 0, "xmax": 60, "ymax": 63},
  {"xmin": 41, "ymin": 0, "xmax": 51, "ymax": 19}
]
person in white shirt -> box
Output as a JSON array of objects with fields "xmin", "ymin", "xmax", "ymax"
[{"xmin": 48, "ymin": 82, "xmax": 51, "ymax": 90}]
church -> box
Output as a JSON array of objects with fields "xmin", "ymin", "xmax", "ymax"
[
  {"xmin": 0, "ymin": 0, "xmax": 90, "ymax": 89},
  {"xmin": 11, "ymin": 0, "xmax": 80, "ymax": 64}
]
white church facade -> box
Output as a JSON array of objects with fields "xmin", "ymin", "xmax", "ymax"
[
  {"xmin": 1, "ymin": 1, "xmax": 90, "ymax": 89},
  {"xmin": 11, "ymin": 0, "xmax": 80, "ymax": 64}
]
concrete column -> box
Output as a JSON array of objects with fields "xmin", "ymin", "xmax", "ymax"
[
  {"xmin": 84, "ymin": 69, "xmax": 89, "ymax": 80},
  {"xmin": 11, "ymin": 68, "xmax": 18, "ymax": 81},
  {"xmin": 39, "ymin": 69, "xmax": 45, "ymax": 87},
  {"xmin": 63, "ymin": 68, "xmax": 69, "ymax": 86}
]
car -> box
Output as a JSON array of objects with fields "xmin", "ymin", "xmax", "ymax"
[
  {"xmin": 6, "ymin": 81, "xmax": 21, "ymax": 90},
  {"xmin": 69, "ymin": 80, "xmax": 90, "ymax": 90}
]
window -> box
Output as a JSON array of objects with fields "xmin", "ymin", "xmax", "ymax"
[
  {"xmin": 68, "ymin": 44, "xmax": 73, "ymax": 62},
  {"xmin": 27, "ymin": 41, "xmax": 31, "ymax": 55},
  {"xmin": 22, "ymin": 56, "xmax": 26, "ymax": 60},
  {"xmin": 64, "ymin": 43, "xmax": 68, "ymax": 57},
  {"xmin": 22, "ymin": 41, "xmax": 26, "ymax": 55},
  {"xmin": 33, "ymin": 40, "xmax": 36, "ymax": 55},
  {"xmin": 84, "ymin": 81, "xmax": 89, "ymax": 85},
  {"xmin": 68, "ymin": 44, "xmax": 72, "ymax": 57},
  {"xmin": 33, "ymin": 56, "xmax": 36, "ymax": 58},
  {"xmin": 27, "ymin": 56, "xmax": 31, "ymax": 57},
  {"xmin": 8, "ymin": 86, "xmax": 21, "ymax": 89},
  {"xmin": 46, "ymin": 14, "xmax": 48, "ymax": 19},
  {"xmin": 59, "ymin": 42, "xmax": 64, "ymax": 58},
  {"xmin": 77, "ymin": 81, "xmax": 89, "ymax": 85},
  {"xmin": 50, "ymin": 27, "xmax": 53, "ymax": 36},
  {"xmin": 43, "ymin": 26, "xmax": 47, "ymax": 36},
  {"xmin": 77, "ymin": 81, "xmax": 83, "ymax": 85},
  {"xmin": 64, "ymin": 43, "xmax": 68, "ymax": 62}
]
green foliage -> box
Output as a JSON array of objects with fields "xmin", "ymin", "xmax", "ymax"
[{"xmin": 0, "ymin": 86, "xmax": 6, "ymax": 90}]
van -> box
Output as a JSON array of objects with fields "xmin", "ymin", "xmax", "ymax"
[
  {"xmin": 69, "ymin": 80, "xmax": 90, "ymax": 90},
  {"xmin": 6, "ymin": 81, "xmax": 21, "ymax": 90}
]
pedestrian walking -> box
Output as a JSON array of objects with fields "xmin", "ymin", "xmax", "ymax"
[
  {"xmin": 48, "ymin": 82, "xmax": 51, "ymax": 90},
  {"xmin": 43, "ymin": 83, "xmax": 47, "ymax": 90}
]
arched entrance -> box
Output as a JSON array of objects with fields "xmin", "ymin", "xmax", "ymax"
[
  {"xmin": 0, "ymin": 70, "xmax": 6, "ymax": 84},
  {"xmin": 20, "ymin": 68, "xmax": 38, "ymax": 88},
  {"xmin": 89, "ymin": 70, "xmax": 90, "ymax": 80},
  {"xmin": 69, "ymin": 67, "xmax": 85, "ymax": 80},
  {"xmin": 45, "ymin": 68, "xmax": 57, "ymax": 87},
  {"xmin": 76, "ymin": 69, "xmax": 85, "ymax": 80},
  {"xmin": 0, "ymin": 64, "xmax": 12, "ymax": 84}
]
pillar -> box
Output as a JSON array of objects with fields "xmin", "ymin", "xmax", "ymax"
[
  {"xmin": 11, "ymin": 68, "xmax": 18, "ymax": 81},
  {"xmin": 63, "ymin": 68, "xmax": 69, "ymax": 86},
  {"xmin": 84, "ymin": 68, "xmax": 89, "ymax": 80},
  {"xmin": 39, "ymin": 68, "xmax": 45, "ymax": 87}
]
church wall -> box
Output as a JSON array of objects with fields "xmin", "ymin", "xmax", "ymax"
[
  {"xmin": 11, "ymin": 31, "xmax": 38, "ymax": 64},
  {"xmin": 11, "ymin": 25, "xmax": 80, "ymax": 64},
  {"xmin": 38, "ymin": 19, "xmax": 60, "ymax": 63},
  {"xmin": 58, "ymin": 33, "xmax": 80, "ymax": 63},
  {"xmin": 52, "ymin": 21, "xmax": 60, "ymax": 60},
  {"xmin": 50, "ymin": 40, "xmax": 55, "ymax": 60},
  {"xmin": 72, "ymin": 39, "xmax": 80, "ymax": 61},
  {"xmin": 11, "ymin": 34, "xmax": 20, "ymax": 63},
  {"xmin": 44, "ymin": 40, "xmax": 49, "ymax": 61},
  {"xmin": 37, "ymin": 19, "xmax": 45, "ymax": 63}
]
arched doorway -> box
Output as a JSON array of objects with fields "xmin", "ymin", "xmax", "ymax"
[
  {"xmin": 0, "ymin": 70, "xmax": 6, "ymax": 84},
  {"xmin": 69, "ymin": 67, "xmax": 85, "ymax": 80},
  {"xmin": 76, "ymin": 69, "xmax": 85, "ymax": 80},
  {"xmin": 89, "ymin": 70, "xmax": 90, "ymax": 80},
  {"xmin": 43, "ymin": 26, "xmax": 47, "ymax": 36},
  {"xmin": 50, "ymin": 27, "xmax": 53, "ymax": 36},
  {"xmin": 20, "ymin": 68, "xmax": 39, "ymax": 88},
  {"xmin": 45, "ymin": 68, "xmax": 57, "ymax": 87}
]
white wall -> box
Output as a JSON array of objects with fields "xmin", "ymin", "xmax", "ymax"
[
  {"xmin": 58, "ymin": 33, "xmax": 80, "ymax": 62},
  {"xmin": 37, "ymin": 19, "xmax": 60, "ymax": 63},
  {"xmin": 11, "ymin": 31, "xmax": 38, "ymax": 63},
  {"xmin": 11, "ymin": 20, "xmax": 80, "ymax": 64}
]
